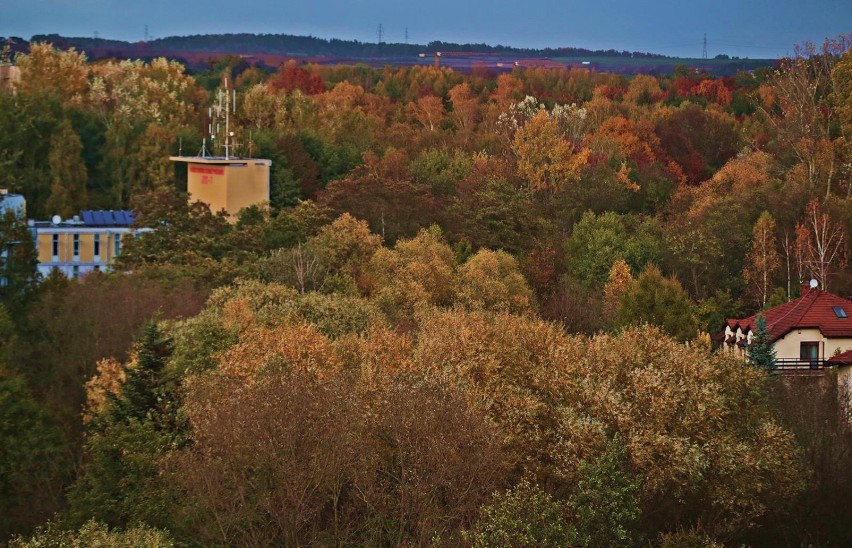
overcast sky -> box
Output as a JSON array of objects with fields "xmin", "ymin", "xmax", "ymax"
[{"xmin": 1, "ymin": 0, "xmax": 849, "ymax": 58}]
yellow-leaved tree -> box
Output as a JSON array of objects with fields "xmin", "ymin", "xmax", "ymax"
[{"xmin": 512, "ymin": 109, "xmax": 590, "ymax": 193}]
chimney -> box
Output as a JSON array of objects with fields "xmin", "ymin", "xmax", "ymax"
[{"xmin": 801, "ymin": 282, "xmax": 810, "ymax": 296}]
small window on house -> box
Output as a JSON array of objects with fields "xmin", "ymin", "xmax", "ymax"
[
  {"xmin": 114, "ymin": 234, "xmax": 121, "ymax": 257},
  {"xmin": 801, "ymin": 342, "xmax": 820, "ymax": 362},
  {"xmin": 833, "ymin": 306, "xmax": 848, "ymax": 318},
  {"xmin": 72, "ymin": 234, "xmax": 80, "ymax": 259},
  {"xmin": 93, "ymin": 233, "xmax": 100, "ymax": 258},
  {"xmin": 52, "ymin": 234, "xmax": 59, "ymax": 258}
]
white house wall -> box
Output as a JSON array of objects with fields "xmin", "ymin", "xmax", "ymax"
[{"xmin": 773, "ymin": 328, "xmax": 852, "ymax": 360}]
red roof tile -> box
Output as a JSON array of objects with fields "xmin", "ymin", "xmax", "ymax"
[
  {"xmin": 826, "ymin": 349, "xmax": 852, "ymax": 367},
  {"xmin": 724, "ymin": 289, "xmax": 852, "ymax": 342}
]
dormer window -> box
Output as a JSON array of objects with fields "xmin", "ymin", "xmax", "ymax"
[{"xmin": 834, "ymin": 306, "xmax": 848, "ymax": 318}]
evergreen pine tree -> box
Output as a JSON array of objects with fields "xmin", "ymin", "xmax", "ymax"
[
  {"xmin": 68, "ymin": 322, "xmax": 178, "ymax": 529},
  {"xmin": 0, "ymin": 210, "xmax": 40, "ymax": 320},
  {"xmin": 109, "ymin": 322, "xmax": 171, "ymax": 425},
  {"xmin": 747, "ymin": 314, "xmax": 776, "ymax": 370}
]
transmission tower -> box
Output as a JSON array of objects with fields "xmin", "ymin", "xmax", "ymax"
[
  {"xmin": 405, "ymin": 27, "xmax": 409, "ymax": 44},
  {"xmin": 702, "ymin": 33, "xmax": 707, "ymax": 59},
  {"xmin": 377, "ymin": 24, "xmax": 384, "ymax": 44},
  {"xmin": 144, "ymin": 24, "xmax": 149, "ymax": 42}
]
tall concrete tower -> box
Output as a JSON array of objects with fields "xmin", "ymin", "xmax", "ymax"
[
  {"xmin": 170, "ymin": 78, "xmax": 271, "ymax": 219},
  {"xmin": 169, "ymin": 155, "xmax": 271, "ymax": 219}
]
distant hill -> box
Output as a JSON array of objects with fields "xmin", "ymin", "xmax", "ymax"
[
  {"xmin": 30, "ymin": 33, "xmax": 673, "ymax": 59},
  {"xmin": 18, "ymin": 33, "xmax": 778, "ymax": 76}
]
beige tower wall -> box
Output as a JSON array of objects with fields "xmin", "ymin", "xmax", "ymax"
[
  {"xmin": 186, "ymin": 164, "xmax": 229, "ymax": 215},
  {"xmin": 174, "ymin": 157, "xmax": 270, "ymax": 219},
  {"xmin": 225, "ymin": 162, "xmax": 271, "ymax": 216}
]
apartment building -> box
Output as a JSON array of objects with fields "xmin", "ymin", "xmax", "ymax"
[{"xmin": 32, "ymin": 210, "xmax": 144, "ymax": 278}]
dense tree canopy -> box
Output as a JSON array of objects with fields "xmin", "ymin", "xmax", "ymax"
[{"xmin": 2, "ymin": 36, "xmax": 852, "ymax": 546}]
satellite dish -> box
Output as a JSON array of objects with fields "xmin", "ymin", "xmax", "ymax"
[
  {"xmin": 51, "ymin": 214, "xmax": 61, "ymax": 225},
  {"xmin": 809, "ymin": 279, "xmax": 819, "ymax": 289}
]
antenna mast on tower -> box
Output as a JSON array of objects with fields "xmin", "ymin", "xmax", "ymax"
[
  {"xmin": 206, "ymin": 78, "xmax": 238, "ymax": 159},
  {"xmin": 702, "ymin": 33, "xmax": 708, "ymax": 59}
]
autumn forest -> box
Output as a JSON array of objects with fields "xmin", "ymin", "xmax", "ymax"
[{"xmin": 1, "ymin": 34, "xmax": 852, "ymax": 546}]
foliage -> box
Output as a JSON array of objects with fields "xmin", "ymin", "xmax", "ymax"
[
  {"xmin": 65, "ymin": 419, "xmax": 178, "ymax": 530},
  {"xmin": 414, "ymin": 309, "xmax": 803, "ymax": 538},
  {"xmin": 9, "ymin": 519, "xmax": 174, "ymax": 548},
  {"xmin": 512, "ymin": 109, "xmax": 590, "ymax": 193},
  {"xmin": 464, "ymin": 478, "xmax": 573, "ymax": 547},
  {"xmin": 0, "ymin": 209, "xmax": 40, "ymax": 318},
  {"xmin": 604, "ymin": 259, "xmax": 633, "ymax": 322},
  {"xmin": 66, "ymin": 323, "xmax": 181, "ymax": 531},
  {"xmin": 762, "ymin": 375, "xmax": 852, "ymax": 547},
  {"xmin": 742, "ymin": 211, "xmax": 781, "ymax": 308},
  {"xmin": 457, "ymin": 249, "xmax": 534, "ymax": 314},
  {"xmin": 107, "ymin": 323, "xmax": 172, "ymax": 425},
  {"xmin": 796, "ymin": 198, "xmax": 848, "ymax": 292},
  {"xmin": 569, "ymin": 435, "xmax": 641, "ymax": 548},
  {"xmin": 616, "ymin": 264, "xmax": 699, "ymax": 341},
  {"xmin": 368, "ymin": 226, "xmax": 457, "ymax": 320},
  {"xmin": 747, "ymin": 314, "xmax": 776, "ymax": 370},
  {"xmin": 5, "ymin": 37, "xmax": 851, "ymax": 545},
  {"xmin": 409, "ymin": 148, "xmax": 472, "ymax": 196},
  {"xmin": 0, "ymin": 374, "xmax": 71, "ymax": 541},
  {"xmin": 566, "ymin": 210, "xmax": 663, "ymax": 289},
  {"xmin": 174, "ymin": 348, "xmax": 503, "ymax": 546},
  {"xmin": 45, "ymin": 119, "xmax": 87, "ymax": 218}
]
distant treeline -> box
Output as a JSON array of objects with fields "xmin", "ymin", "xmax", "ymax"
[{"xmin": 26, "ymin": 32, "xmax": 670, "ymax": 59}]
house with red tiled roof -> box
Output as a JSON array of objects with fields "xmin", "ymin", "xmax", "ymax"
[
  {"xmin": 827, "ymin": 349, "xmax": 852, "ymax": 367},
  {"xmin": 719, "ymin": 283, "xmax": 852, "ymax": 372}
]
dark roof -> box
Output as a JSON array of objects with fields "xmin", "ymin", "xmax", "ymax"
[
  {"xmin": 826, "ymin": 349, "xmax": 852, "ymax": 367},
  {"xmin": 80, "ymin": 210, "xmax": 135, "ymax": 227},
  {"xmin": 724, "ymin": 289, "xmax": 852, "ymax": 342}
]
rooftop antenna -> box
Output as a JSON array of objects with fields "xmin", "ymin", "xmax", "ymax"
[
  {"xmin": 205, "ymin": 77, "xmax": 238, "ymax": 159},
  {"xmin": 224, "ymin": 77, "xmax": 232, "ymax": 159}
]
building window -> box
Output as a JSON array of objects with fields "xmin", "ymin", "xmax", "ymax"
[
  {"xmin": 114, "ymin": 234, "xmax": 121, "ymax": 257},
  {"xmin": 833, "ymin": 306, "xmax": 848, "ymax": 318},
  {"xmin": 72, "ymin": 265, "xmax": 79, "ymax": 278},
  {"xmin": 52, "ymin": 234, "xmax": 59, "ymax": 259},
  {"xmin": 801, "ymin": 342, "xmax": 820, "ymax": 366},
  {"xmin": 93, "ymin": 233, "xmax": 100, "ymax": 259},
  {"xmin": 72, "ymin": 234, "xmax": 80, "ymax": 260}
]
